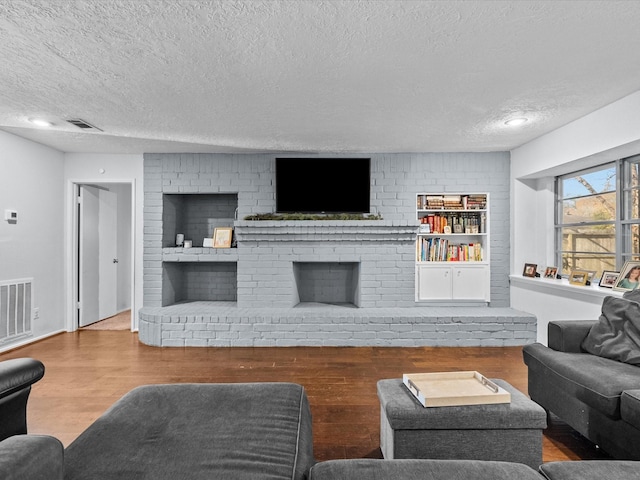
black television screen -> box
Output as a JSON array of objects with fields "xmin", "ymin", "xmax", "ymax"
[{"xmin": 276, "ymin": 158, "xmax": 370, "ymax": 214}]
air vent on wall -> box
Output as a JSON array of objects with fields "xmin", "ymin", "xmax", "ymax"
[{"xmin": 66, "ymin": 118, "xmax": 103, "ymax": 131}]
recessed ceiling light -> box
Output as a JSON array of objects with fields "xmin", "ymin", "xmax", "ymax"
[
  {"xmin": 505, "ymin": 117, "xmax": 528, "ymax": 127},
  {"xmin": 28, "ymin": 118, "xmax": 53, "ymax": 127}
]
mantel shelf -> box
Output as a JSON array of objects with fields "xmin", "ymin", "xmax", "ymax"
[{"xmin": 234, "ymin": 220, "xmax": 417, "ymax": 242}]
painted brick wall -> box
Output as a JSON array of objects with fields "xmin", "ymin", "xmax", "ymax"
[{"xmin": 144, "ymin": 152, "xmax": 510, "ymax": 308}]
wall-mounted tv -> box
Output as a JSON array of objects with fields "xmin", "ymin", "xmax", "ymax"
[{"xmin": 275, "ymin": 158, "xmax": 370, "ymax": 214}]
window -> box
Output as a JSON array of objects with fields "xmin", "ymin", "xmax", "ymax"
[{"xmin": 555, "ymin": 155, "xmax": 640, "ymax": 278}]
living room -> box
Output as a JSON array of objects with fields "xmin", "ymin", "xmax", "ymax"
[{"xmin": 2, "ymin": 2, "xmax": 640, "ymax": 479}]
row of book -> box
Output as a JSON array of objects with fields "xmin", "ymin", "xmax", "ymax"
[
  {"xmin": 417, "ymin": 237, "xmax": 483, "ymax": 262},
  {"xmin": 418, "ymin": 213, "xmax": 486, "ymax": 234},
  {"xmin": 417, "ymin": 194, "xmax": 487, "ymax": 210}
]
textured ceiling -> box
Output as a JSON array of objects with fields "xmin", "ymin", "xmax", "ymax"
[{"xmin": 1, "ymin": 0, "xmax": 639, "ymax": 154}]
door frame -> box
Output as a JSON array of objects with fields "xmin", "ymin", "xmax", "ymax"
[{"xmin": 66, "ymin": 179, "xmax": 136, "ymax": 332}]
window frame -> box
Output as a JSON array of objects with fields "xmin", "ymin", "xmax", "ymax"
[{"xmin": 555, "ymin": 161, "xmax": 619, "ymax": 278}]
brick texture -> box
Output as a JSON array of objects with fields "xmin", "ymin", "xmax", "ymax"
[{"xmin": 142, "ymin": 153, "xmax": 529, "ymax": 347}]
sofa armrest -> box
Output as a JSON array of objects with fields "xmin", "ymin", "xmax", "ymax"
[
  {"xmin": 0, "ymin": 435, "xmax": 63, "ymax": 480},
  {"xmin": 547, "ymin": 321, "xmax": 596, "ymax": 353},
  {"xmin": 0, "ymin": 358, "xmax": 45, "ymax": 441},
  {"xmin": 0, "ymin": 358, "xmax": 45, "ymax": 399}
]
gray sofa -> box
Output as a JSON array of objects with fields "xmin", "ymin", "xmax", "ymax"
[
  {"xmin": 523, "ymin": 319, "xmax": 640, "ymax": 460},
  {"xmin": 0, "ymin": 359, "xmax": 315, "ymax": 480},
  {"xmin": 3, "ymin": 356, "xmax": 640, "ymax": 480}
]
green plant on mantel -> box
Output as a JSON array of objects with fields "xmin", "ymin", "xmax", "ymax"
[{"xmin": 243, "ymin": 213, "xmax": 383, "ymax": 221}]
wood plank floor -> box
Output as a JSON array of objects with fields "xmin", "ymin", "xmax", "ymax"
[{"xmin": 0, "ymin": 331, "xmax": 611, "ymax": 462}]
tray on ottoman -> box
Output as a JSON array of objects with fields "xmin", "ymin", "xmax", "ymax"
[{"xmin": 403, "ymin": 371, "xmax": 511, "ymax": 407}]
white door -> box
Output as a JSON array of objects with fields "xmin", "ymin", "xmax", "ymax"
[{"xmin": 79, "ymin": 185, "xmax": 118, "ymax": 327}]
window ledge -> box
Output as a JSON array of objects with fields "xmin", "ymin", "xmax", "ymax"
[{"xmin": 510, "ymin": 275, "xmax": 623, "ymax": 302}]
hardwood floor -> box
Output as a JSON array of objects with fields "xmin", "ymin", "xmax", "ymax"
[{"xmin": 1, "ymin": 330, "xmax": 610, "ymax": 462}]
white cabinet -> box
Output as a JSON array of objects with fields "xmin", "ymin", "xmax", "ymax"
[
  {"xmin": 415, "ymin": 193, "xmax": 490, "ymax": 304},
  {"xmin": 416, "ymin": 264, "xmax": 489, "ymax": 302}
]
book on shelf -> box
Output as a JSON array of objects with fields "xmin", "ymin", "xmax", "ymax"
[
  {"xmin": 418, "ymin": 212, "xmax": 486, "ymax": 234},
  {"xmin": 418, "ymin": 194, "xmax": 486, "ymax": 211},
  {"xmin": 416, "ymin": 238, "xmax": 483, "ymax": 262}
]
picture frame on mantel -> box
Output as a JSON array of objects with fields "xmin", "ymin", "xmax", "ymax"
[
  {"xmin": 599, "ymin": 270, "xmax": 620, "ymax": 288},
  {"xmin": 568, "ymin": 270, "xmax": 589, "ymax": 286},
  {"xmin": 213, "ymin": 227, "xmax": 233, "ymax": 248},
  {"xmin": 522, "ymin": 263, "xmax": 537, "ymax": 278}
]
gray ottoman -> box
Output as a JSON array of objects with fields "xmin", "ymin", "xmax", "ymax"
[{"xmin": 377, "ymin": 378, "xmax": 547, "ymax": 468}]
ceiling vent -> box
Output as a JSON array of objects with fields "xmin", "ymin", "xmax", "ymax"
[{"xmin": 66, "ymin": 118, "xmax": 102, "ymax": 131}]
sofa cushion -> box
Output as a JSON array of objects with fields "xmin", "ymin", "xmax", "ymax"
[
  {"xmin": 64, "ymin": 383, "xmax": 314, "ymax": 480},
  {"xmin": 582, "ymin": 291, "xmax": 640, "ymax": 366},
  {"xmin": 309, "ymin": 459, "xmax": 544, "ymax": 480},
  {"xmin": 539, "ymin": 460, "xmax": 640, "ymax": 480},
  {"xmin": 523, "ymin": 343, "xmax": 640, "ymax": 418},
  {"xmin": 621, "ymin": 389, "xmax": 640, "ymax": 429},
  {"xmin": 0, "ymin": 435, "xmax": 63, "ymax": 480}
]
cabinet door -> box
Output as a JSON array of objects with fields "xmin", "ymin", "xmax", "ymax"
[
  {"xmin": 417, "ymin": 265, "xmax": 452, "ymax": 300},
  {"xmin": 451, "ymin": 265, "xmax": 489, "ymax": 301}
]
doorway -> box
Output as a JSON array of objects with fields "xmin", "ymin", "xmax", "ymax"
[{"xmin": 74, "ymin": 183, "xmax": 133, "ymax": 330}]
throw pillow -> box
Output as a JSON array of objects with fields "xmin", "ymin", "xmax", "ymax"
[{"xmin": 581, "ymin": 292, "xmax": 640, "ymax": 366}]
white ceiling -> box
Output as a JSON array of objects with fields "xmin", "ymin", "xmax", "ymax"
[{"xmin": 1, "ymin": 0, "xmax": 640, "ymax": 154}]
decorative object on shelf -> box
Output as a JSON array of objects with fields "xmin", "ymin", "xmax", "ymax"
[
  {"xmin": 599, "ymin": 270, "xmax": 620, "ymax": 288},
  {"xmin": 213, "ymin": 227, "xmax": 233, "ymax": 248},
  {"xmin": 176, "ymin": 233, "xmax": 184, "ymax": 247},
  {"xmin": 543, "ymin": 266, "xmax": 558, "ymax": 279},
  {"xmin": 183, "ymin": 240, "xmax": 192, "ymax": 249},
  {"xmin": 203, "ymin": 238, "xmax": 213, "ymax": 248},
  {"xmin": 523, "ymin": 263, "xmax": 537, "ymax": 278},
  {"xmin": 613, "ymin": 261, "xmax": 640, "ymax": 292},
  {"xmin": 569, "ymin": 269, "xmax": 590, "ymax": 286}
]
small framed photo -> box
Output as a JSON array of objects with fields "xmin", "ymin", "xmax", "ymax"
[
  {"xmin": 453, "ymin": 224, "xmax": 463, "ymax": 234},
  {"xmin": 213, "ymin": 227, "xmax": 233, "ymax": 248},
  {"xmin": 443, "ymin": 226, "xmax": 452, "ymax": 234},
  {"xmin": 522, "ymin": 263, "xmax": 537, "ymax": 278},
  {"xmin": 569, "ymin": 270, "xmax": 590, "ymax": 286},
  {"xmin": 599, "ymin": 270, "xmax": 620, "ymax": 288},
  {"xmin": 613, "ymin": 261, "xmax": 640, "ymax": 292},
  {"xmin": 543, "ymin": 266, "xmax": 558, "ymax": 279}
]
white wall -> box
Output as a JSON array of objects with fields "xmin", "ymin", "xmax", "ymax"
[
  {"xmin": 0, "ymin": 131, "xmax": 66, "ymax": 350},
  {"xmin": 64, "ymin": 154, "xmax": 144, "ymax": 330},
  {"xmin": 511, "ymin": 90, "xmax": 640, "ymax": 343}
]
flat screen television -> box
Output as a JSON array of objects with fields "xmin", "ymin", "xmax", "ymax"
[{"xmin": 275, "ymin": 158, "xmax": 370, "ymax": 214}]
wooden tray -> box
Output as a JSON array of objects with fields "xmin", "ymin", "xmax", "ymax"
[{"xmin": 402, "ymin": 371, "xmax": 511, "ymax": 407}]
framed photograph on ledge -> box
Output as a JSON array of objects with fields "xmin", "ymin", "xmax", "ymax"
[
  {"xmin": 543, "ymin": 266, "xmax": 558, "ymax": 279},
  {"xmin": 613, "ymin": 261, "xmax": 640, "ymax": 292},
  {"xmin": 522, "ymin": 263, "xmax": 537, "ymax": 278},
  {"xmin": 599, "ymin": 270, "xmax": 620, "ymax": 288},
  {"xmin": 569, "ymin": 270, "xmax": 590, "ymax": 286},
  {"xmin": 213, "ymin": 227, "xmax": 233, "ymax": 248}
]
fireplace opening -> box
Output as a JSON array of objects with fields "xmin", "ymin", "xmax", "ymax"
[{"xmin": 293, "ymin": 262, "xmax": 360, "ymax": 307}]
